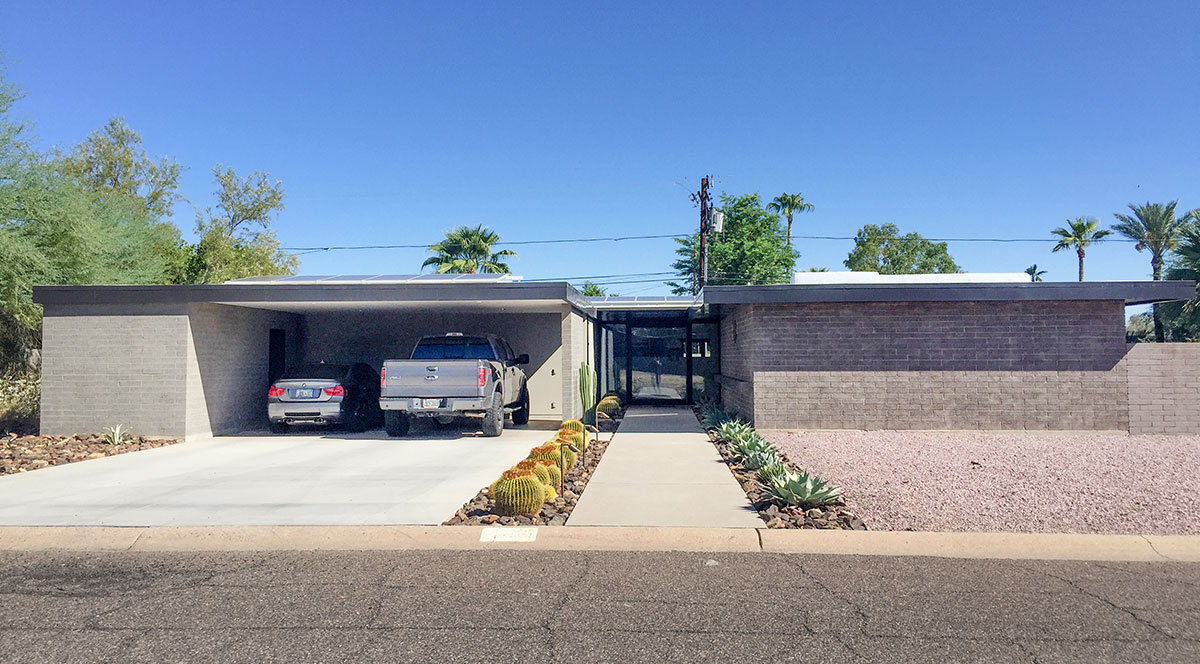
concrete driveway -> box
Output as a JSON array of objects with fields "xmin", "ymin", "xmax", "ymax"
[{"xmin": 0, "ymin": 425, "xmax": 552, "ymax": 526}]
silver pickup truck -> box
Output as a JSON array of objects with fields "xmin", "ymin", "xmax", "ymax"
[{"xmin": 379, "ymin": 333, "xmax": 530, "ymax": 437}]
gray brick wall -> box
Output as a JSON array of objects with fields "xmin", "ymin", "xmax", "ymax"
[
  {"xmin": 729, "ymin": 300, "xmax": 1134, "ymax": 431},
  {"xmin": 40, "ymin": 304, "xmax": 190, "ymax": 438},
  {"xmin": 718, "ymin": 305, "xmax": 755, "ymax": 420},
  {"xmin": 186, "ymin": 303, "xmax": 300, "ymax": 436},
  {"xmin": 1125, "ymin": 343, "xmax": 1200, "ymax": 434}
]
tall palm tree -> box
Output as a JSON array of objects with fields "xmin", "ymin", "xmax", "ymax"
[
  {"xmin": 422, "ymin": 225, "xmax": 516, "ymax": 274},
  {"xmin": 1051, "ymin": 217, "xmax": 1111, "ymax": 282},
  {"xmin": 767, "ymin": 193, "xmax": 814, "ymax": 249},
  {"xmin": 1111, "ymin": 201, "xmax": 1188, "ymax": 341},
  {"xmin": 1024, "ymin": 264, "xmax": 1047, "ymax": 282}
]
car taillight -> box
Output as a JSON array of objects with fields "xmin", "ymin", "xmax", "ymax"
[
  {"xmin": 267, "ymin": 386, "xmax": 285, "ymax": 397},
  {"xmin": 478, "ymin": 366, "xmax": 487, "ymax": 387},
  {"xmin": 324, "ymin": 385, "xmax": 345, "ymax": 397},
  {"xmin": 380, "ymin": 367, "xmax": 386, "ymax": 388}
]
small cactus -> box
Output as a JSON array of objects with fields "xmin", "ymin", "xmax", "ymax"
[
  {"xmin": 490, "ymin": 469, "xmax": 546, "ymax": 516},
  {"xmin": 533, "ymin": 458, "xmax": 563, "ymax": 486},
  {"xmin": 544, "ymin": 485, "xmax": 557, "ymax": 502},
  {"xmin": 556, "ymin": 429, "xmax": 587, "ymax": 452},
  {"xmin": 527, "ymin": 444, "xmax": 560, "ymax": 462},
  {"xmin": 596, "ymin": 397, "xmax": 620, "ymax": 416},
  {"xmin": 561, "ymin": 419, "xmax": 586, "ymax": 434},
  {"xmin": 515, "ymin": 459, "xmax": 552, "ymax": 486}
]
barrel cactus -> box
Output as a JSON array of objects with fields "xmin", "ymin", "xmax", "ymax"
[
  {"xmin": 527, "ymin": 444, "xmax": 560, "ymax": 462},
  {"xmin": 544, "ymin": 484, "xmax": 557, "ymax": 502},
  {"xmin": 596, "ymin": 397, "xmax": 620, "ymax": 416},
  {"xmin": 557, "ymin": 429, "xmax": 587, "ymax": 451},
  {"xmin": 533, "ymin": 458, "xmax": 563, "ymax": 486},
  {"xmin": 561, "ymin": 419, "xmax": 586, "ymax": 435},
  {"xmin": 515, "ymin": 459, "xmax": 552, "ymax": 486},
  {"xmin": 489, "ymin": 469, "xmax": 546, "ymax": 516}
]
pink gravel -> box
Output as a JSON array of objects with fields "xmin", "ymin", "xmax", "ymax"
[{"xmin": 768, "ymin": 430, "xmax": 1200, "ymax": 535}]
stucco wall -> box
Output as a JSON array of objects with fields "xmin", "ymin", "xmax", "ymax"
[
  {"xmin": 40, "ymin": 304, "xmax": 190, "ymax": 438},
  {"xmin": 299, "ymin": 308, "xmax": 565, "ymax": 420},
  {"xmin": 186, "ymin": 303, "xmax": 300, "ymax": 437},
  {"xmin": 1125, "ymin": 342, "xmax": 1200, "ymax": 434},
  {"xmin": 730, "ymin": 300, "xmax": 1132, "ymax": 431}
]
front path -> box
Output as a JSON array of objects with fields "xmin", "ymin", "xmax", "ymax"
[{"xmin": 569, "ymin": 406, "xmax": 762, "ymax": 527}]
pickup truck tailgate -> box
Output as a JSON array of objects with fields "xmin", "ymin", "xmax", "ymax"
[{"xmin": 381, "ymin": 359, "xmax": 486, "ymax": 398}]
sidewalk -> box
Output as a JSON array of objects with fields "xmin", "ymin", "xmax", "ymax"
[{"xmin": 568, "ymin": 405, "xmax": 763, "ymax": 528}]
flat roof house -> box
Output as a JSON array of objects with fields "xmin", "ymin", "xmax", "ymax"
[{"xmin": 32, "ymin": 274, "xmax": 1198, "ymax": 439}]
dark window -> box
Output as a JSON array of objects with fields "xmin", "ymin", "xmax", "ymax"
[
  {"xmin": 281, "ymin": 364, "xmax": 349, "ymax": 380},
  {"xmin": 411, "ymin": 337, "xmax": 498, "ymax": 360}
]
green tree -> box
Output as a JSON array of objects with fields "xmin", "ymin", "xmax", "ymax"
[
  {"xmin": 767, "ymin": 192, "xmax": 813, "ymax": 250},
  {"xmin": 843, "ymin": 223, "xmax": 959, "ymax": 274},
  {"xmin": 1111, "ymin": 201, "xmax": 1189, "ymax": 341},
  {"xmin": 58, "ymin": 116, "xmax": 183, "ymax": 219},
  {"xmin": 422, "ymin": 225, "xmax": 515, "ymax": 274},
  {"xmin": 178, "ymin": 165, "xmax": 296, "ymax": 284},
  {"xmin": 1050, "ymin": 217, "xmax": 1110, "ymax": 282},
  {"xmin": 580, "ymin": 281, "xmax": 617, "ymax": 297},
  {"xmin": 669, "ymin": 193, "xmax": 798, "ymax": 295},
  {"xmin": 1025, "ymin": 264, "xmax": 1047, "ymax": 282},
  {"xmin": 1158, "ymin": 220, "xmax": 1200, "ymax": 340}
]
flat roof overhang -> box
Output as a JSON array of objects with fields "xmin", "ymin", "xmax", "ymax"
[
  {"xmin": 701, "ymin": 280, "xmax": 1197, "ymax": 307},
  {"xmin": 33, "ymin": 282, "xmax": 592, "ymax": 312}
]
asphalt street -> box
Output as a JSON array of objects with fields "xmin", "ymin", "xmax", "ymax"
[{"xmin": 1, "ymin": 549, "xmax": 1197, "ymax": 663}]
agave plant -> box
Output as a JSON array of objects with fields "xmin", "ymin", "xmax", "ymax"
[
  {"xmin": 740, "ymin": 448, "xmax": 780, "ymax": 470},
  {"xmin": 728, "ymin": 434, "xmax": 772, "ymax": 460},
  {"xmin": 102, "ymin": 424, "xmax": 130, "ymax": 445},
  {"xmin": 714, "ymin": 420, "xmax": 753, "ymax": 442},
  {"xmin": 762, "ymin": 471, "xmax": 843, "ymax": 508},
  {"xmin": 756, "ymin": 463, "xmax": 791, "ymax": 486},
  {"xmin": 701, "ymin": 404, "xmax": 738, "ymax": 429}
]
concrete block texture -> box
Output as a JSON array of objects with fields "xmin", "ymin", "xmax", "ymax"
[
  {"xmin": 40, "ymin": 304, "xmax": 190, "ymax": 438},
  {"xmin": 722, "ymin": 300, "xmax": 1139, "ymax": 431},
  {"xmin": 1125, "ymin": 343, "xmax": 1200, "ymax": 434}
]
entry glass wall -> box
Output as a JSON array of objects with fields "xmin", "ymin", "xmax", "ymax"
[{"xmin": 594, "ymin": 313, "xmax": 719, "ymax": 405}]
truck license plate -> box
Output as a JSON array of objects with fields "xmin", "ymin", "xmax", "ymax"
[
  {"xmin": 293, "ymin": 389, "xmax": 315, "ymax": 398},
  {"xmin": 421, "ymin": 399, "xmax": 441, "ymax": 409}
]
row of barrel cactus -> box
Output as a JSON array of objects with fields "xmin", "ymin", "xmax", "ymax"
[
  {"xmin": 701, "ymin": 403, "xmax": 843, "ymax": 509},
  {"xmin": 488, "ymin": 418, "xmax": 593, "ymax": 517}
]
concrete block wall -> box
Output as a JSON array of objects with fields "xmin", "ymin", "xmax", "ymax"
[
  {"xmin": 726, "ymin": 300, "xmax": 1133, "ymax": 430},
  {"xmin": 560, "ymin": 309, "xmax": 590, "ymax": 420},
  {"xmin": 1125, "ymin": 343, "xmax": 1200, "ymax": 434},
  {"xmin": 718, "ymin": 305, "xmax": 754, "ymax": 419},
  {"xmin": 40, "ymin": 304, "xmax": 190, "ymax": 438},
  {"xmin": 186, "ymin": 303, "xmax": 300, "ymax": 437}
]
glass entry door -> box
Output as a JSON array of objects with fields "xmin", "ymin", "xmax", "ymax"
[{"xmin": 630, "ymin": 325, "xmax": 687, "ymax": 403}]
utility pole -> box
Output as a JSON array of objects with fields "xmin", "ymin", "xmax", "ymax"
[{"xmin": 693, "ymin": 175, "xmax": 712, "ymax": 295}]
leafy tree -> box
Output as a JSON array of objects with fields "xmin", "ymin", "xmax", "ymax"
[
  {"xmin": 1050, "ymin": 217, "xmax": 1110, "ymax": 282},
  {"xmin": 580, "ymin": 281, "xmax": 617, "ymax": 297},
  {"xmin": 422, "ymin": 225, "xmax": 515, "ymax": 274},
  {"xmin": 58, "ymin": 116, "xmax": 183, "ymax": 219},
  {"xmin": 1025, "ymin": 264, "xmax": 1047, "ymax": 282},
  {"xmin": 669, "ymin": 193, "xmax": 798, "ymax": 295},
  {"xmin": 178, "ymin": 165, "xmax": 296, "ymax": 284},
  {"xmin": 1126, "ymin": 312, "xmax": 1155, "ymax": 343},
  {"xmin": 767, "ymin": 192, "xmax": 813, "ymax": 250},
  {"xmin": 1158, "ymin": 220, "xmax": 1200, "ymax": 341},
  {"xmin": 1111, "ymin": 201, "xmax": 1189, "ymax": 341},
  {"xmin": 843, "ymin": 223, "xmax": 959, "ymax": 274}
]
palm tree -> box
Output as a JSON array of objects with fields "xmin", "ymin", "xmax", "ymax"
[
  {"xmin": 1024, "ymin": 264, "xmax": 1047, "ymax": 282},
  {"xmin": 767, "ymin": 193, "xmax": 814, "ymax": 250},
  {"xmin": 1051, "ymin": 217, "xmax": 1111, "ymax": 282},
  {"xmin": 422, "ymin": 225, "xmax": 516, "ymax": 274},
  {"xmin": 1111, "ymin": 201, "xmax": 1188, "ymax": 341}
]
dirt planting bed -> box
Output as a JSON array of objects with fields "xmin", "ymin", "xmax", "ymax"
[
  {"xmin": 771, "ymin": 430, "xmax": 1200, "ymax": 535},
  {"xmin": 444, "ymin": 411, "xmax": 622, "ymax": 526},
  {"xmin": 2, "ymin": 433, "xmax": 180, "ymax": 475}
]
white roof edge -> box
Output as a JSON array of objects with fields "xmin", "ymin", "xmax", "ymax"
[{"xmin": 792, "ymin": 271, "xmax": 1029, "ymax": 285}]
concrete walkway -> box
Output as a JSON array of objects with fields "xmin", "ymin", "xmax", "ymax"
[{"xmin": 569, "ymin": 406, "xmax": 762, "ymax": 528}]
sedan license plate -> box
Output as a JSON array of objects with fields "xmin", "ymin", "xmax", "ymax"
[
  {"xmin": 293, "ymin": 388, "xmax": 315, "ymax": 399},
  {"xmin": 420, "ymin": 398, "xmax": 441, "ymax": 409}
]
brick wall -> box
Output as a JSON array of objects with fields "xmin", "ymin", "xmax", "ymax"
[
  {"xmin": 41, "ymin": 304, "xmax": 190, "ymax": 438},
  {"xmin": 729, "ymin": 300, "xmax": 1133, "ymax": 431},
  {"xmin": 718, "ymin": 305, "xmax": 755, "ymax": 420},
  {"xmin": 1125, "ymin": 343, "xmax": 1200, "ymax": 434},
  {"xmin": 186, "ymin": 303, "xmax": 300, "ymax": 437}
]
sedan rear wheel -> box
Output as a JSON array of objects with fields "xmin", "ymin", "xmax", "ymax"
[{"xmin": 269, "ymin": 420, "xmax": 288, "ymax": 435}]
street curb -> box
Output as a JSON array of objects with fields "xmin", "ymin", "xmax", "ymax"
[{"xmin": 0, "ymin": 526, "xmax": 1196, "ymax": 561}]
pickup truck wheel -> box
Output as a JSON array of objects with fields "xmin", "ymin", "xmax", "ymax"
[
  {"xmin": 511, "ymin": 385, "xmax": 530, "ymax": 426},
  {"xmin": 384, "ymin": 411, "xmax": 410, "ymax": 437},
  {"xmin": 481, "ymin": 393, "xmax": 504, "ymax": 437}
]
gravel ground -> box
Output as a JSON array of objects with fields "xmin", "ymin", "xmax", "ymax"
[{"xmin": 769, "ymin": 430, "xmax": 1200, "ymax": 535}]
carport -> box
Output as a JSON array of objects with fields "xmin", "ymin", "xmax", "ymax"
[{"xmin": 35, "ymin": 275, "xmax": 594, "ymax": 440}]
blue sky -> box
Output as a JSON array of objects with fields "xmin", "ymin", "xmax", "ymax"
[{"xmin": 2, "ymin": 1, "xmax": 1198, "ymax": 295}]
